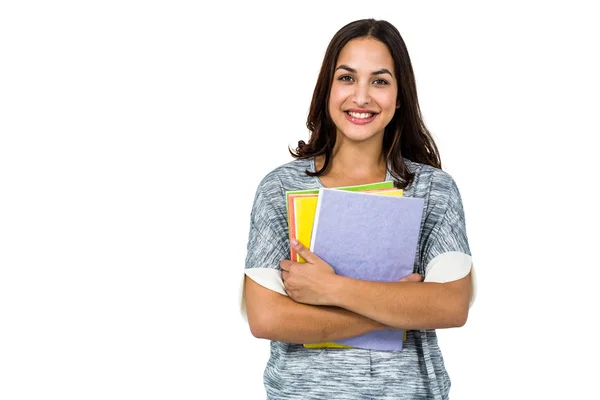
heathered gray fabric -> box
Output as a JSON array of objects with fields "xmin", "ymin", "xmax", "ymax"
[{"xmin": 245, "ymin": 157, "xmax": 471, "ymax": 400}]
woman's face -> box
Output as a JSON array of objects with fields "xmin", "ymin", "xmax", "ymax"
[{"xmin": 328, "ymin": 37, "xmax": 399, "ymax": 145}]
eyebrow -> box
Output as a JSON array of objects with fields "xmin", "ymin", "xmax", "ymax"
[{"xmin": 335, "ymin": 65, "xmax": 393, "ymax": 77}]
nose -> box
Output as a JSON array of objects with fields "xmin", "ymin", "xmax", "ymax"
[{"xmin": 352, "ymin": 81, "xmax": 371, "ymax": 106}]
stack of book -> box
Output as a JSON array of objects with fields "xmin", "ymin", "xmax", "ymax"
[{"xmin": 286, "ymin": 181, "xmax": 425, "ymax": 351}]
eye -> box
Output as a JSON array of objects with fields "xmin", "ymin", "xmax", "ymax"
[
  {"xmin": 373, "ymin": 78, "xmax": 389, "ymax": 85},
  {"xmin": 338, "ymin": 75, "xmax": 354, "ymax": 82}
]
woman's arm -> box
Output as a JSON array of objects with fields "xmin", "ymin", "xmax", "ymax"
[
  {"xmin": 327, "ymin": 272, "xmax": 472, "ymax": 330},
  {"xmin": 282, "ymin": 241, "xmax": 472, "ymax": 330},
  {"xmin": 245, "ymin": 276, "xmax": 392, "ymax": 344}
]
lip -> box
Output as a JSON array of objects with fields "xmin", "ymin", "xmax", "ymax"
[
  {"xmin": 344, "ymin": 111, "xmax": 378, "ymax": 125},
  {"xmin": 346, "ymin": 108, "xmax": 378, "ymax": 113}
]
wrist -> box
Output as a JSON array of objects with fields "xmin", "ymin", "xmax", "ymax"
[{"xmin": 326, "ymin": 274, "xmax": 350, "ymax": 307}]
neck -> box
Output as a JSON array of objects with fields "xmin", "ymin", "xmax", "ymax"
[{"xmin": 316, "ymin": 136, "xmax": 387, "ymax": 185}]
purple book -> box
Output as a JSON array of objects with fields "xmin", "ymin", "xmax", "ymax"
[{"xmin": 310, "ymin": 188, "xmax": 425, "ymax": 351}]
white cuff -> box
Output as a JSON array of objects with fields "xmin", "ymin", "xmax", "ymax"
[
  {"xmin": 424, "ymin": 251, "xmax": 476, "ymax": 307},
  {"xmin": 240, "ymin": 268, "xmax": 287, "ymax": 322}
]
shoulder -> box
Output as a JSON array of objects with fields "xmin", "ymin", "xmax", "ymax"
[
  {"xmin": 404, "ymin": 160, "xmax": 465, "ymax": 227},
  {"xmin": 255, "ymin": 158, "xmax": 316, "ymax": 195},
  {"xmin": 251, "ymin": 158, "xmax": 315, "ymax": 215},
  {"xmin": 428, "ymin": 166, "xmax": 461, "ymax": 200},
  {"xmin": 404, "ymin": 159, "xmax": 460, "ymax": 198}
]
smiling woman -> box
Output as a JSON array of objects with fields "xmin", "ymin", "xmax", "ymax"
[{"xmin": 242, "ymin": 18, "xmax": 475, "ymax": 400}]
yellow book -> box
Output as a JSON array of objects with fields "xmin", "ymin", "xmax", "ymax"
[
  {"xmin": 304, "ymin": 342, "xmax": 355, "ymax": 349},
  {"xmin": 305, "ymin": 331, "xmax": 407, "ymax": 349},
  {"xmin": 293, "ymin": 196, "xmax": 318, "ymax": 264}
]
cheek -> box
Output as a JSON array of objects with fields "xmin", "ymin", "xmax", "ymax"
[
  {"xmin": 329, "ymin": 84, "xmax": 352, "ymax": 107},
  {"xmin": 328, "ymin": 91, "xmax": 342, "ymax": 108},
  {"xmin": 378, "ymin": 93, "xmax": 398, "ymax": 112}
]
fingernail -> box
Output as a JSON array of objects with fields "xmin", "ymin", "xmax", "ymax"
[{"xmin": 290, "ymin": 239, "xmax": 298, "ymax": 246}]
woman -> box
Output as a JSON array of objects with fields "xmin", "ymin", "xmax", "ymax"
[{"xmin": 242, "ymin": 18, "xmax": 475, "ymax": 400}]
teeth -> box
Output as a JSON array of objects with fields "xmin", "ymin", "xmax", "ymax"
[{"xmin": 348, "ymin": 111, "xmax": 373, "ymax": 119}]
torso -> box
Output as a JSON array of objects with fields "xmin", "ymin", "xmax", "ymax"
[{"xmin": 246, "ymin": 156, "xmax": 468, "ymax": 400}]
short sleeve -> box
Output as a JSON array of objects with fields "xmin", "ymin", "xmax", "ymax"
[
  {"xmin": 240, "ymin": 174, "xmax": 290, "ymax": 321},
  {"xmin": 421, "ymin": 172, "xmax": 476, "ymax": 305},
  {"xmin": 244, "ymin": 175, "xmax": 289, "ymax": 271},
  {"xmin": 422, "ymin": 174, "xmax": 471, "ymax": 266}
]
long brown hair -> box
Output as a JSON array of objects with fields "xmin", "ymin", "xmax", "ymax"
[{"xmin": 289, "ymin": 18, "xmax": 442, "ymax": 189}]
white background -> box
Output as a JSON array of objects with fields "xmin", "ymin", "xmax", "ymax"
[{"xmin": 1, "ymin": 1, "xmax": 598, "ymax": 399}]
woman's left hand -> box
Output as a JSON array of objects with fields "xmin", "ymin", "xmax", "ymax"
[{"xmin": 280, "ymin": 239, "xmax": 337, "ymax": 306}]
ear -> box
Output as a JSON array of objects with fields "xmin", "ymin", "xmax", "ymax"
[{"xmin": 396, "ymin": 101, "xmax": 401, "ymax": 109}]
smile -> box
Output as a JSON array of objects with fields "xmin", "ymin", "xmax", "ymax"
[{"xmin": 344, "ymin": 111, "xmax": 378, "ymax": 125}]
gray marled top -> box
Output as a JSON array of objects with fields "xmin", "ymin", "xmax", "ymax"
[{"xmin": 245, "ymin": 157, "xmax": 471, "ymax": 400}]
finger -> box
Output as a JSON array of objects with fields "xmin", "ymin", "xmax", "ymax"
[
  {"xmin": 290, "ymin": 239, "xmax": 317, "ymax": 264},
  {"xmin": 399, "ymin": 273, "xmax": 423, "ymax": 283},
  {"xmin": 280, "ymin": 260, "xmax": 291, "ymax": 272},
  {"xmin": 281, "ymin": 270, "xmax": 289, "ymax": 282},
  {"xmin": 284, "ymin": 285, "xmax": 294, "ymax": 299}
]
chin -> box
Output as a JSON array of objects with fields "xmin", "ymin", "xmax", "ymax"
[{"xmin": 337, "ymin": 126, "xmax": 385, "ymax": 143}]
